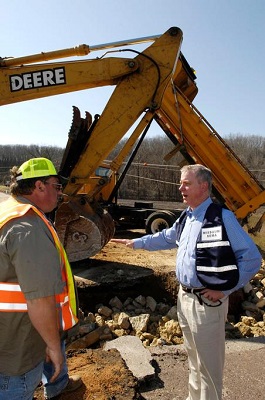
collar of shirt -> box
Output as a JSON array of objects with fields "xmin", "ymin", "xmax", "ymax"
[{"xmin": 186, "ymin": 197, "xmax": 212, "ymax": 221}]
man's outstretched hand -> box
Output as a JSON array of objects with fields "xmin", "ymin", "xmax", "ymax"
[{"xmin": 110, "ymin": 238, "xmax": 134, "ymax": 248}]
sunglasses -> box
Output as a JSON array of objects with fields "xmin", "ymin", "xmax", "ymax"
[{"xmin": 44, "ymin": 182, "xmax": 63, "ymax": 191}]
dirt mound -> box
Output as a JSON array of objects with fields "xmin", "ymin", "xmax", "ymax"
[{"xmin": 34, "ymin": 348, "xmax": 141, "ymax": 400}]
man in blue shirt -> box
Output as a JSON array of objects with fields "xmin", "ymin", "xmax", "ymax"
[{"xmin": 112, "ymin": 164, "xmax": 262, "ymax": 400}]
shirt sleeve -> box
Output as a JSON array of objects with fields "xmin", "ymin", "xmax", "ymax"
[
  {"xmin": 222, "ymin": 209, "xmax": 262, "ymax": 296},
  {"xmin": 7, "ymin": 214, "xmax": 64, "ymax": 300},
  {"xmin": 133, "ymin": 221, "xmax": 178, "ymax": 251}
]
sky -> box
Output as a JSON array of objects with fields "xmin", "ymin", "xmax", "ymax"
[{"xmin": 1, "ymin": 0, "xmax": 265, "ymax": 148}]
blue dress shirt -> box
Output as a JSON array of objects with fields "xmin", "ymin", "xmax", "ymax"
[{"xmin": 133, "ymin": 198, "xmax": 262, "ymax": 296}]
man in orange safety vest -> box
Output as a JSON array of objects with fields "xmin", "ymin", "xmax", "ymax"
[{"xmin": 0, "ymin": 158, "xmax": 81, "ymax": 399}]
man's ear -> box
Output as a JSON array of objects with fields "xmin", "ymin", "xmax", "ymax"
[
  {"xmin": 201, "ymin": 181, "xmax": 209, "ymax": 192},
  {"xmin": 35, "ymin": 180, "xmax": 45, "ymax": 192}
]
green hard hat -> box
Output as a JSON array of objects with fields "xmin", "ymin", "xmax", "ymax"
[{"xmin": 16, "ymin": 158, "xmax": 58, "ymax": 181}]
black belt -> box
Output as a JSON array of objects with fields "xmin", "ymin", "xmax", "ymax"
[
  {"xmin": 181, "ymin": 285, "xmax": 222, "ymax": 307},
  {"xmin": 181, "ymin": 285, "xmax": 203, "ymax": 294}
]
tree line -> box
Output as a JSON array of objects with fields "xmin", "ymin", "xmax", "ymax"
[
  {"xmin": 110, "ymin": 133, "xmax": 265, "ymax": 202},
  {"xmin": 0, "ymin": 134, "xmax": 264, "ymax": 203},
  {"xmin": 0, "ymin": 145, "xmax": 63, "ymax": 185}
]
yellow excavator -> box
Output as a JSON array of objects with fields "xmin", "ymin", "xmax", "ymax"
[{"xmin": 1, "ymin": 27, "xmax": 264, "ymax": 262}]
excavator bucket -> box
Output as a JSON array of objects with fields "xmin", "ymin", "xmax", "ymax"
[
  {"xmin": 54, "ymin": 107, "xmax": 115, "ymax": 262},
  {"xmin": 55, "ymin": 195, "xmax": 115, "ymax": 262}
]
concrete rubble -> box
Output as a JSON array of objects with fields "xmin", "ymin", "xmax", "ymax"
[
  {"xmin": 67, "ymin": 262, "xmax": 265, "ymax": 354},
  {"xmin": 104, "ymin": 336, "xmax": 155, "ymax": 381}
]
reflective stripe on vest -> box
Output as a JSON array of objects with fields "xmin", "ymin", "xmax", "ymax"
[
  {"xmin": 0, "ymin": 197, "xmax": 78, "ymax": 330},
  {"xmin": 0, "ymin": 282, "xmax": 27, "ymax": 311},
  {"xmin": 196, "ymin": 240, "xmax": 238, "ymax": 272},
  {"xmin": 196, "ymin": 265, "xmax": 238, "ymax": 272}
]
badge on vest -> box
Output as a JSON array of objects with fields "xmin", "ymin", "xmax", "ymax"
[{"xmin": 201, "ymin": 226, "xmax": 222, "ymax": 241}]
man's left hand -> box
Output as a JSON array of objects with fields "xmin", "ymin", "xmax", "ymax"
[{"xmin": 200, "ymin": 289, "xmax": 225, "ymax": 302}]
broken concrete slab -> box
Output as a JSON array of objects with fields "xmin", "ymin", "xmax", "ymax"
[{"xmin": 104, "ymin": 335, "xmax": 155, "ymax": 381}]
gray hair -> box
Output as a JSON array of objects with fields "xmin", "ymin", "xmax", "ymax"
[{"xmin": 180, "ymin": 164, "xmax": 212, "ymax": 192}]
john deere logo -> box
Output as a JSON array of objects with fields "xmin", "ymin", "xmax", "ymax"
[{"xmin": 10, "ymin": 67, "xmax": 66, "ymax": 91}]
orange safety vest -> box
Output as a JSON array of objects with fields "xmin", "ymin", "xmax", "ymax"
[{"xmin": 0, "ymin": 197, "xmax": 78, "ymax": 331}]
